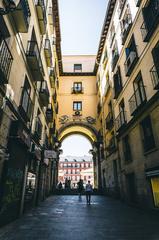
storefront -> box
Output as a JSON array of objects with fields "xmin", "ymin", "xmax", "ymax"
[
  {"xmin": 146, "ymin": 168, "xmax": 159, "ymax": 208},
  {"xmin": 0, "ymin": 120, "xmax": 31, "ymax": 226},
  {"xmin": 24, "ymin": 144, "xmax": 41, "ymax": 211}
]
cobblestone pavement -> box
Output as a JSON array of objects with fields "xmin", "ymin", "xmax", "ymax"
[{"xmin": 0, "ymin": 195, "xmax": 159, "ymax": 240}]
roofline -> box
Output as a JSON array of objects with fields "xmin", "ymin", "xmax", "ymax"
[
  {"xmin": 93, "ymin": 0, "xmax": 117, "ymax": 74},
  {"xmin": 53, "ymin": 0, "xmax": 116, "ymax": 76}
]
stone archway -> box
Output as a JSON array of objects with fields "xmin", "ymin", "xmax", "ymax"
[{"xmin": 57, "ymin": 122, "xmax": 101, "ymax": 189}]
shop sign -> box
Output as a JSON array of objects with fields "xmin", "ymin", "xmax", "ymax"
[
  {"xmin": 34, "ymin": 146, "xmax": 41, "ymax": 160},
  {"xmin": 44, "ymin": 158, "xmax": 49, "ymax": 166},
  {"xmin": 44, "ymin": 150, "xmax": 57, "ymax": 159}
]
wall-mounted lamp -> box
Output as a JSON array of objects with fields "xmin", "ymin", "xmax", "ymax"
[{"xmin": 0, "ymin": 0, "xmax": 20, "ymax": 15}]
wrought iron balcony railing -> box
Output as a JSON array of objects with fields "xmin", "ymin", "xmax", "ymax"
[
  {"xmin": 105, "ymin": 112, "xmax": 114, "ymax": 130},
  {"xmin": 121, "ymin": 14, "xmax": 132, "ymax": 45},
  {"xmin": 34, "ymin": 117, "xmax": 42, "ymax": 140},
  {"xmin": 106, "ymin": 136, "xmax": 116, "ymax": 156},
  {"xmin": 140, "ymin": 0, "xmax": 159, "ymax": 42},
  {"xmin": 150, "ymin": 65, "xmax": 159, "ymax": 90},
  {"xmin": 118, "ymin": 0, "xmax": 127, "ymax": 18},
  {"xmin": 115, "ymin": 111, "xmax": 127, "ymax": 132},
  {"xmin": 124, "ymin": 50, "xmax": 138, "ymax": 76},
  {"xmin": 39, "ymin": 81, "xmax": 50, "ymax": 107},
  {"xmin": 35, "ymin": 0, "xmax": 47, "ymax": 35},
  {"xmin": 129, "ymin": 85, "xmax": 147, "ymax": 116},
  {"xmin": 26, "ymin": 41, "xmax": 44, "ymax": 82},
  {"xmin": 11, "ymin": 0, "xmax": 31, "ymax": 33},
  {"xmin": 46, "ymin": 103, "xmax": 53, "ymax": 122},
  {"xmin": 0, "ymin": 33, "xmax": 13, "ymax": 84},
  {"xmin": 111, "ymin": 52, "xmax": 119, "ymax": 72},
  {"xmin": 19, "ymin": 89, "xmax": 33, "ymax": 122},
  {"xmin": 44, "ymin": 39, "xmax": 52, "ymax": 67}
]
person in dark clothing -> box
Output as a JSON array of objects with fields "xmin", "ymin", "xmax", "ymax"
[
  {"xmin": 85, "ymin": 180, "xmax": 93, "ymax": 204},
  {"xmin": 77, "ymin": 179, "xmax": 84, "ymax": 197}
]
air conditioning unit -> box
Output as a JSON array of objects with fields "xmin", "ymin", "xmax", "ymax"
[{"xmin": 75, "ymin": 111, "xmax": 81, "ymax": 116}]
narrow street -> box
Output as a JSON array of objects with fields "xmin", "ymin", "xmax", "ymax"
[{"xmin": 0, "ymin": 195, "xmax": 159, "ymax": 240}]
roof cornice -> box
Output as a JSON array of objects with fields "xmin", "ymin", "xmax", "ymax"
[
  {"xmin": 53, "ymin": 0, "xmax": 116, "ymax": 76},
  {"xmin": 93, "ymin": 0, "xmax": 117, "ymax": 74}
]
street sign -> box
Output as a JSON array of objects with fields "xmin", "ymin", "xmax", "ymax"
[{"xmin": 44, "ymin": 150, "xmax": 57, "ymax": 159}]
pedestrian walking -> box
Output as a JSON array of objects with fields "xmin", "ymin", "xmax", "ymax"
[
  {"xmin": 77, "ymin": 179, "xmax": 84, "ymax": 197},
  {"xmin": 85, "ymin": 180, "xmax": 93, "ymax": 205}
]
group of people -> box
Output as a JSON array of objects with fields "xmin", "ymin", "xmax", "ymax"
[
  {"xmin": 77, "ymin": 179, "xmax": 93, "ymax": 205},
  {"xmin": 57, "ymin": 179, "xmax": 93, "ymax": 204}
]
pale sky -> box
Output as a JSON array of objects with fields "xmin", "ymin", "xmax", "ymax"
[
  {"xmin": 61, "ymin": 135, "xmax": 92, "ymax": 157},
  {"xmin": 59, "ymin": 0, "xmax": 108, "ymax": 55}
]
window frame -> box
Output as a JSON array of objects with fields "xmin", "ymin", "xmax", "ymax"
[{"xmin": 73, "ymin": 101, "xmax": 82, "ymax": 111}]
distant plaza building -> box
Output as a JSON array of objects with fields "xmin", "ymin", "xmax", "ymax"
[{"xmin": 58, "ymin": 156, "xmax": 94, "ymax": 188}]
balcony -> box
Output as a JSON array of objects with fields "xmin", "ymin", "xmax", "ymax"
[
  {"xmin": 150, "ymin": 65, "xmax": 159, "ymax": 90},
  {"xmin": 39, "ymin": 81, "xmax": 50, "ymax": 107},
  {"xmin": 26, "ymin": 41, "xmax": 44, "ymax": 82},
  {"xmin": 105, "ymin": 112, "xmax": 114, "ymax": 130},
  {"xmin": 55, "ymin": 102, "xmax": 59, "ymax": 114},
  {"xmin": 46, "ymin": 103, "xmax": 53, "ymax": 122},
  {"xmin": 34, "ymin": 117, "xmax": 42, "ymax": 140},
  {"xmin": 49, "ymin": 68, "xmax": 56, "ymax": 88},
  {"xmin": 115, "ymin": 111, "xmax": 127, "ymax": 132},
  {"xmin": 121, "ymin": 15, "xmax": 132, "ymax": 45},
  {"xmin": 19, "ymin": 89, "xmax": 33, "ymax": 122},
  {"xmin": 44, "ymin": 39, "xmax": 52, "ymax": 67},
  {"xmin": 53, "ymin": 90, "xmax": 57, "ymax": 103},
  {"xmin": 71, "ymin": 87, "xmax": 84, "ymax": 94},
  {"xmin": 48, "ymin": 7, "xmax": 54, "ymax": 34},
  {"xmin": 111, "ymin": 52, "xmax": 119, "ymax": 72},
  {"xmin": 11, "ymin": 0, "xmax": 31, "ymax": 33},
  {"xmin": 118, "ymin": 0, "xmax": 127, "ymax": 18},
  {"xmin": 97, "ymin": 102, "xmax": 102, "ymax": 115},
  {"xmin": 35, "ymin": 0, "xmax": 47, "ymax": 35},
  {"xmin": 124, "ymin": 51, "xmax": 138, "ymax": 76},
  {"xmin": 140, "ymin": 0, "xmax": 159, "ymax": 42},
  {"xmin": 0, "ymin": 33, "xmax": 13, "ymax": 84},
  {"xmin": 129, "ymin": 86, "xmax": 147, "ymax": 116},
  {"xmin": 50, "ymin": 121, "xmax": 56, "ymax": 135},
  {"xmin": 113, "ymin": 67, "xmax": 123, "ymax": 99},
  {"xmin": 106, "ymin": 136, "xmax": 116, "ymax": 156}
]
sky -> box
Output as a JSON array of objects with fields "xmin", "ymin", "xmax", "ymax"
[
  {"xmin": 59, "ymin": 0, "xmax": 108, "ymax": 55},
  {"xmin": 61, "ymin": 135, "xmax": 92, "ymax": 157}
]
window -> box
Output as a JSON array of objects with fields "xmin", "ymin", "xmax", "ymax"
[
  {"xmin": 122, "ymin": 135, "xmax": 132, "ymax": 162},
  {"xmin": 72, "ymin": 82, "xmax": 83, "ymax": 93},
  {"xmin": 74, "ymin": 64, "xmax": 82, "ymax": 72},
  {"xmin": 19, "ymin": 76, "xmax": 33, "ymax": 121},
  {"xmin": 124, "ymin": 35, "xmax": 138, "ymax": 76},
  {"xmin": 73, "ymin": 101, "xmax": 82, "ymax": 111},
  {"xmin": 141, "ymin": 116, "xmax": 155, "ymax": 152}
]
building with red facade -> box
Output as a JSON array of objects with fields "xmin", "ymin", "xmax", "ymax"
[{"xmin": 58, "ymin": 156, "xmax": 94, "ymax": 188}]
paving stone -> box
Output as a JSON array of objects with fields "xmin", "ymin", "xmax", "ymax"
[{"xmin": 0, "ymin": 195, "xmax": 159, "ymax": 240}]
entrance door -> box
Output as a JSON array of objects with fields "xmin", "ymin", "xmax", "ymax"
[{"xmin": 126, "ymin": 173, "xmax": 137, "ymax": 203}]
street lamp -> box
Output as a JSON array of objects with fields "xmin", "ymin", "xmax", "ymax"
[{"xmin": 0, "ymin": 0, "xmax": 20, "ymax": 15}]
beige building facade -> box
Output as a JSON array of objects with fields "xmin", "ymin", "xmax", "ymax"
[
  {"xmin": 0, "ymin": 0, "xmax": 60, "ymax": 226},
  {"xmin": 97, "ymin": 0, "xmax": 159, "ymax": 209}
]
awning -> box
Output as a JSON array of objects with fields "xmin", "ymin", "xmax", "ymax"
[{"xmin": 146, "ymin": 169, "xmax": 159, "ymax": 177}]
